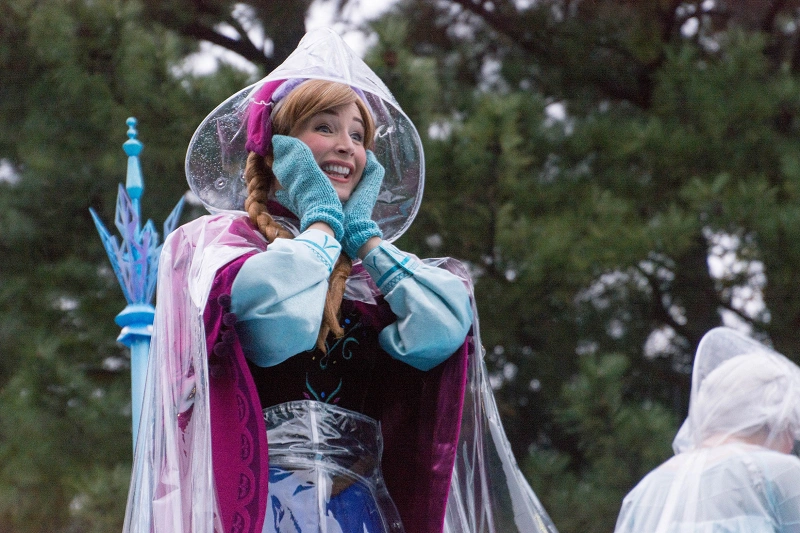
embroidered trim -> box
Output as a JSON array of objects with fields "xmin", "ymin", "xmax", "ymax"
[
  {"xmin": 376, "ymin": 257, "xmax": 410, "ymax": 287},
  {"xmin": 364, "ymin": 242, "xmax": 419, "ymax": 292},
  {"xmin": 295, "ymin": 234, "xmax": 340, "ymax": 271},
  {"xmin": 381, "ymin": 269, "xmax": 411, "ymax": 293}
]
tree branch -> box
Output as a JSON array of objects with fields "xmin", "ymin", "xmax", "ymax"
[
  {"xmin": 446, "ymin": 0, "xmax": 656, "ymax": 107},
  {"xmin": 791, "ymin": 23, "xmax": 800, "ymax": 73},
  {"xmin": 717, "ymin": 297, "xmax": 758, "ymax": 327},
  {"xmin": 660, "ymin": 0, "xmax": 687, "ymax": 43},
  {"xmin": 449, "ymin": 0, "xmax": 515, "ymax": 37},
  {"xmin": 224, "ymin": 14, "xmax": 250, "ymax": 45},
  {"xmin": 183, "ymin": 22, "xmax": 276, "ymax": 70},
  {"xmin": 448, "ymin": 0, "xmax": 548, "ymax": 55},
  {"xmin": 634, "ymin": 263, "xmax": 689, "ymax": 339}
]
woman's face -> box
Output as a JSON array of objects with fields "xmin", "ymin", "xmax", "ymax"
[{"xmin": 290, "ymin": 102, "xmax": 367, "ymax": 202}]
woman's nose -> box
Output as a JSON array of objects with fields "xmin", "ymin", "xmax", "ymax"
[{"xmin": 336, "ymin": 133, "xmax": 355, "ymax": 154}]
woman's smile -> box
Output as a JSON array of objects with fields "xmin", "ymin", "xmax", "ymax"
[{"xmin": 320, "ymin": 162, "xmax": 354, "ymax": 181}]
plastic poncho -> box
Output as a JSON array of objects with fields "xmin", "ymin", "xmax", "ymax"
[
  {"xmin": 615, "ymin": 327, "xmax": 800, "ymax": 533},
  {"xmin": 122, "ymin": 28, "xmax": 557, "ymax": 533}
]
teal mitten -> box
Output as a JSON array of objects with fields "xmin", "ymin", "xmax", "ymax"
[
  {"xmin": 342, "ymin": 150, "xmax": 384, "ymax": 258},
  {"xmin": 271, "ymin": 134, "xmax": 344, "ymax": 241}
]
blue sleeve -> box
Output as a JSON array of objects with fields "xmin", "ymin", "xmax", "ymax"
[
  {"xmin": 362, "ymin": 241, "xmax": 473, "ymax": 371},
  {"xmin": 230, "ymin": 229, "xmax": 341, "ymax": 367}
]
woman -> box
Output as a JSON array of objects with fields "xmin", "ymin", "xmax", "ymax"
[
  {"xmin": 615, "ymin": 327, "xmax": 800, "ymax": 532},
  {"xmin": 123, "ymin": 28, "xmax": 557, "ymax": 533}
]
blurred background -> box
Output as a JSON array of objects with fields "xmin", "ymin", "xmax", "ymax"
[{"xmin": 3, "ymin": 0, "xmax": 800, "ymax": 531}]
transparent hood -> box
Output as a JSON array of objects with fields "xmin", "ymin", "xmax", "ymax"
[
  {"xmin": 185, "ymin": 27, "xmax": 424, "ymax": 244},
  {"xmin": 673, "ymin": 327, "xmax": 800, "ymax": 454}
]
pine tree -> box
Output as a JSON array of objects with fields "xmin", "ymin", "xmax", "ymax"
[
  {"xmin": 366, "ymin": 2, "xmax": 800, "ymax": 530},
  {"xmin": 0, "ymin": 0, "xmax": 262, "ymax": 529},
  {"xmin": 8, "ymin": 0, "xmax": 800, "ymax": 530}
]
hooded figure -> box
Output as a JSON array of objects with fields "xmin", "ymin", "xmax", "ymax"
[
  {"xmin": 122, "ymin": 28, "xmax": 557, "ymax": 533},
  {"xmin": 615, "ymin": 327, "xmax": 800, "ymax": 533}
]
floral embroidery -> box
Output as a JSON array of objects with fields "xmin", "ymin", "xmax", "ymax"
[
  {"xmin": 319, "ymin": 323, "xmax": 361, "ymax": 369},
  {"xmin": 301, "ymin": 311, "xmax": 365, "ymax": 404},
  {"xmin": 304, "ymin": 375, "xmax": 342, "ymax": 404}
]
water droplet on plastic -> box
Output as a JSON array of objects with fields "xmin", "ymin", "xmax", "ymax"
[{"xmin": 214, "ymin": 177, "xmax": 227, "ymax": 190}]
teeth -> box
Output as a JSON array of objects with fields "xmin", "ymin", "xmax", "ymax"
[{"xmin": 322, "ymin": 164, "xmax": 350, "ymax": 177}]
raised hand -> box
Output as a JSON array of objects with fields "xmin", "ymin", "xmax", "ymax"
[
  {"xmin": 341, "ymin": 150, "xmax": 384, "ymax": 259},
  {"xmin": 271, "ymin": 134, "xmax": 344, "ymax": 241}
]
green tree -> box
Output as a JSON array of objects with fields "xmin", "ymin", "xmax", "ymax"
[
  {"xmin": 523, "ymin": 354, "xmax": 677, "ymax": 533},
  {"xmin": 365, "ymin": 1, "xmax": 800, "ymax": 530},
  {"xmin": 8, "ymin": 0, "xmax": 800, "ymax": 531},
  {"xmin": 0, "ymin": 0, "xmax": 278, "ymax": 529}
]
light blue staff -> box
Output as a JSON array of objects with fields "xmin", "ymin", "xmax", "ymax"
[{"xmin": 90, "ymin": 117, "xmax": 184, "ymax": 448}]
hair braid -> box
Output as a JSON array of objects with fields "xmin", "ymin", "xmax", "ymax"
[
  {"xmin": 243, "ymin": 151, "xmax": 352, "ymax": 353},
  {"xmin": 243, "ymin": 152, "xmax": 292, "ymax": 242},
  {"xmin": 316, "ymin": 254, "xmax": 352, "ymax": 351}
]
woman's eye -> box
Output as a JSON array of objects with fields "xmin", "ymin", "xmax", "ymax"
[
  {"xmin": 315, "ymin": 124, "xmax": 332, "ymax": 133},
  {"xmin": 350, "ymin": 132, "xmax": 364, "ymax": 143}
]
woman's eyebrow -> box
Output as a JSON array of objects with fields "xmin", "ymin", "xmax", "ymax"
[{"xmin": 316, "ymin": 109, "xmax": 364, "ymax": 127}]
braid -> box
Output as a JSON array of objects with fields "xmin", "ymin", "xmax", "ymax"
[
  {"xmin": 243, "ymin": 150, "xmax": 351, "ymax": 353},
  {"xmin": 316, "ymin": 254, "xmax": 353, "ymax": 351},
  {"xmin": 244, "ymin": 152, "xmax": 292, "ymax": 242}
]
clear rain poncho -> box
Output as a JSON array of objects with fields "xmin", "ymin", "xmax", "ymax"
[
  {"xmin": 615, "ymin": 327, "xmax": 800, "ymax": 533},
  {"xmin": 122, "ymin": 28, "xmax": 557, "ymax": 533}
]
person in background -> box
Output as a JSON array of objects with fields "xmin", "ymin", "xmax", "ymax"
[{"xmin": 615, "ymin": 326, "xmax": 800, "ymax": 533}]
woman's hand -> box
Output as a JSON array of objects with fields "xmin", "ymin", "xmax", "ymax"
[
  {"xmin": 342, "ymin": 150, "xmax": 384, "ymax": 258},
  {"xmin": 271, "ymin": 134, "xmax": 344, "ymax": 241}
]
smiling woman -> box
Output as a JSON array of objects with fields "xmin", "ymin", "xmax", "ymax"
[
  {"xmin": 242, "ymin": 77, "xmax": 392, "ymax": 351},
  {"xmin": 220, "ymin": 67, "xmax": 472, "ymax": 533},
  {"xmin": 122, "ymin": 27, "xmax": 557, "ymax": 533}
]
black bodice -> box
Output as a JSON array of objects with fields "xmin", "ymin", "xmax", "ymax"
[{"xmin": 246, "ymin": 299, "xmax": 393, "ymax": 420}]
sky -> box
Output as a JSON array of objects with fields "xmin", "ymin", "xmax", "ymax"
[
  {"xmin": 307, "ymin": 0, "xmax": 398, "ymax": 55},
  {"xmin": 185, "ymin": 0, "xmax": 398, "ymax": 77}
]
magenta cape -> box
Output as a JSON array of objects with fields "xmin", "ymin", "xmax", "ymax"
[{"xmin": 205, "ymin": 252, "xmax": 469, "ymax": 533}]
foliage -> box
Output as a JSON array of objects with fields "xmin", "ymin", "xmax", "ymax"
[
  {"xmin": 372, "ymin": 1, "xmax": 800, "ymax": 530},
  {"xmin": 6, "ymin": 0, "xmax": 800, "ymax": 531},
  {"xmin": 523, "ymin": 354, "xmax": 677, "ymax": 533},
  {"xmin": 0, "ymin": 0, "xmax": 253, "ymax": 529}
]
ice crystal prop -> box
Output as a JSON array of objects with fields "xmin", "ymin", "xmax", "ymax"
[{"xmin": 90, "ymin": 117, "xmax": 184, "ymax": 447}]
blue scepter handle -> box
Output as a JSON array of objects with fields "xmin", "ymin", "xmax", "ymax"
[{"xmin": 90, "ymin": 117, "xmax": 184, "ymax": 450}]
